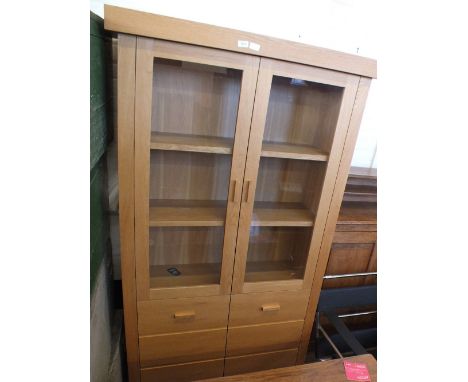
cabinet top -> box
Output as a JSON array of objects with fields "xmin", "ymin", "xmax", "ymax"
[{"xmin": 104, "ymin": 5, "xmax": 377, "ymax": 79}]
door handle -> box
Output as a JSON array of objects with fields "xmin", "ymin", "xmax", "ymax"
[
  {"xmin": 244, "ymin": 181, "xmax": 252, "ymax": 203},
  {"xmin": 261, "ymin": 303, "xmax": 280, "ymax": 312},
  {"xmin": 231, "ymin": 180, "xmax": 240, "ymax": 203},
  {"xmin": 173, "ymin": 310, "xmax": 196, "ymax": 320}
]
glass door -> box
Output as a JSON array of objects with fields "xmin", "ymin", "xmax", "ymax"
[
  {"xmin": 232, "ymin": 58, "xmax": 360, "ymax": 294},
  {"xmin": 134, "ymin": 37, "xmax": 259, "ymax": 300}
]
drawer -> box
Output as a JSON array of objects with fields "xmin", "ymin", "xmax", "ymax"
[
  {"xmin": 138, "ymin": 295, "xmax": 229, "ymax": 335},
  {"xmin": 333, "ymin": 231, "xmax": 376, "ymax": 244},
  {"xmin": 226, "ymin": 321, "xmax": 303, "ymax": 357},
  {"xmin": 140, "ymin": 358, "xmax": 224, "ymax": 382},
  {"xmin": 139, "ymin": 328, "xmax": 226, "ymax": 367},
  {"xmin": 224, "ymin": 348, "xmax": 298, "ymax": 376},
  {"xmin": 336, "ymin": 223, "xmax": 377, "ymax": 232},
  {"xmin": 229, "ymin": 290, "xmax": 309, "ymax": 326}
]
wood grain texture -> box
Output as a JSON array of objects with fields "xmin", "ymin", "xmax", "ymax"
[
  {"xmin": 262, "ymin": 75, "xmax": 344, "ymax": 154},
  {"xmin": 149, "ymin": 263, "xmax": 221, "ymax": 289},
  {"xmin": 226, "ymin": 321, "xmax": 304, "ymax": 356},
  {"xmin": 141, "ymin": 359, "xmax": 224, "ymax": 382},
  {"xmin": 139, "ymin": 328, "xmax": 227, "ymax": 367},
  {"xmin": 244, "ymin": 261, "xmax": 304, "ymax": 283},
  {"xmin": 224, "ymin": 349, "xmax": 298, "ymax": 376},
  {"xmin": 148, "ymin": 224, "xmax": 225, "ymax": 275},
  {"xmin": 151, "ymin": 132, "xmax": 233, "ymax": 154},
  {"xmin": 116, "ymin": 33, "xmax": 140, "ymax": 382},
  {"xmin": 333, "ymin": 231, "xmax": 376, "ymax": 244},
  {"xmin": 201, "ymin": 354, "xmax": 377, "ymax": 382},
  {"xmin": 251, "ymin": 206, "xmax": 314, "ymax": 227},
  {"xmin": 149, "ymin": 205, "xmax": 226, "ymax": 227},
  {"xmin": 138, "ymin": 295, "xmax": 229, "ymax": 335},
  {"xmin": 104, "ymin": 5, "xmax": 377, "ymax": 78},
  {"xmin": 297, "ymin": 77, "xmax": 372, "ymax": 363},
  {"xmin": 337, "ymin": 201, "xmax": 377, "ymax": 225},
  {"xmin": 261, "ymin": 141, "xmax": 328, "ymax": 161},
  {"xmin": 322, "ymin": 243, "xmax": 376, "ymax": 288},
  {"xmin": 229, "ymin": 290, "xmax": 310, "ymax": 326}
]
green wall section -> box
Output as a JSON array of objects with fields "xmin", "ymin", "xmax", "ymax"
[
  {"xmin": 90, "ymin": 12, "xmax": 112, "ymax": 170},
  {"xmin": 90, "ymin": 161, "xmax": 110, "ymax": 292},
  {"xmin": 90, "ymin": 12, "xmax": 112, "ymax": 293}
]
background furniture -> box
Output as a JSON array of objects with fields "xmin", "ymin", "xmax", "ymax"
[
  {"xmin": 324, "ymin": 167, "xmax": 377, "ymax": 289},
  {"xmin": 106, "ymin": 5, "xmax": 376, "ymax": 381},
  {"xmin": 304, "ymin": 167, "xmax": 377, "ymax": 362}
]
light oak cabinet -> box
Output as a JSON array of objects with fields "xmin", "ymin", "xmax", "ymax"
[{"xmin": 105, "ymin": 5, "xmax": 376, "ymax": 381}]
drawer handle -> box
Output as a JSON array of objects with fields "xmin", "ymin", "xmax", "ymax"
[
  {"xmin": 173, "ymin": 310, "xmax": 196, "ymax": 320},
  {"xmin": 261, "ymin": 303, "xmax": 280, "ymax": 312}
]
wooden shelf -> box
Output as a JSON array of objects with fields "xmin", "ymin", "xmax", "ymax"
[
  {"xmin": 150, "ymin": 263, "xmax": 221, "ymax": 288},
  {"xmin": 252, "ymin": 202, "xmax": 314, "ymax": 227},
  {"xmin": 261, "ymin": 141, "xmax": 328, "ymax": 161},
  {"xmin": 244, "ymin": 261, "xmax": 304, "ymax": 283},
  {"xmin": 151, "ymin": 132, "xmax": 233, "ymax": 154},
  {"xmin": 149, "ymin": 200, "xmax": 226, "ymax": 227}
]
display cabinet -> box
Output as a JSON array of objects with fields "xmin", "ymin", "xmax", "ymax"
[{"xmin": 105, "ymin": 5, "xmax": 376, "ymax": 381}]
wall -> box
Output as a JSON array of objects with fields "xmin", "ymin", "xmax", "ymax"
[
  {"xmin": 90, "ymin": 0, "xmax": 378, "ymax": 168},
  {"xmin": 90, "ymin": 12, "xmax": 124, "ymax": 382}
]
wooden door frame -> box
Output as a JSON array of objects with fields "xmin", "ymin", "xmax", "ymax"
[
  {"xmin": 232, "ymin": 58, "xmax": 360, "ymax": 295},
  {"xmin": 296, "ymin": 77, "xmax": 372, "ymax": 363},
  {"xmin": 133, "ymin": 37, "xmax": 260, "ymax": 300},
  {"xmin": 117, "ymin": 33, "xmax": 140, "ymax": 382}
]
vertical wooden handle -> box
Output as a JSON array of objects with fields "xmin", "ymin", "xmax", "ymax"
[
  {"xmin": 261, "ymin": 303, "xmax": 280, "ymax": 312},
  {"xmin": 244, "ymin": 181, "xmax": 251, "ymax": 203},
  {"xmin": 173, "ymin": 310, "xmax": 195, "ymax": 320},
  {"xmin": 231, "ymin": 180, "xmax": 238, "ymax": 203}
]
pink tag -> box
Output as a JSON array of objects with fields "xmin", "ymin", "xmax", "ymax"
[{"xmin": 343, "ymin": 361, "xmax": 371, "ymax": 381}]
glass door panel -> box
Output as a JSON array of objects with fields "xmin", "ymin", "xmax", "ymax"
[
  {"xmin": 134, "ymin": 38, "xmax": 259, "ymax": 299},
  {"xmin": 235, "ymin": 59, "xmax": 354, "ymax": 292},
  {"xmin": 149, "ymin": 58, "xmax": 241, "ymax": 289}
]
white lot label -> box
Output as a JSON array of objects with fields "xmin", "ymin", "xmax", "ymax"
[
  {"xmin": 249, "ymin": 42, "xmax": 261, "ymax": 51},
  {"xmin": 237, "ymin": 40, "xmax": 249, "ymax": 48}
]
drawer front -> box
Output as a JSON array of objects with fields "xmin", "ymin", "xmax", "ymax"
[
  {"xmin": 138, "ymin": 295, "xmax": 230, "ymax": 335},
  {"xmin": 140, "ymin": 358, "xmax": 224, "ymax": 382},
  {"xmin": 229, "ymin": 290, "xmax": 309, "ymax": 326},
  {"xmin": 226, "ymin": 321, "xmax": 303, "ymax": 357},
  {"xmin": 139, "ymin": 328, "xmax": 226, "ymax": 367},
  {"xmin": 333, "ymin": 231, "xmax": 376, "ymax": 244},
  {"xmin": 225, "ymin": 348, "xmax": 298, "ymax": 376},
  {"xmin": 336, "ymin": 223, "xmax": 377, "ymax": 232}
]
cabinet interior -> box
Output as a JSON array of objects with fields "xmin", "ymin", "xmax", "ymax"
[
  {"xmin": 148, "ymin": 226, "xmax": 224, "ymax": 288},
  {"xmin": 246, "ymin": 226, "xmax": 312, "ymax": 282},
  {"xmin": 151, "ymin": 57, "xmax": 241, "ymax": 141},
  {"xmin": 263, "ymin": 75, "xmax": 344, "ymax": 156}
]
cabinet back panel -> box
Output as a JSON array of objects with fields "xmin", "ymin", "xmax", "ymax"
[
  {"xmin": 245, "ymin": 227, "xmax": 312, "ymax": 282},
  {"xmin": 255, "ymin": 157, "xmax": 326, "ymax": 217},
  {"xmin": 149, "ymin": 226, "xmax": 224, "ymax": 265},
  {"xmin": 149, "ymin": 151, "xmax": 231, "ymax": 201},
  {"xmin": 151, "ymin": 58, "xmax": 242, "ymax": 139},
  {"xmin": 263, "ymin": 76, "xmax": 343, "ymax": 153}
]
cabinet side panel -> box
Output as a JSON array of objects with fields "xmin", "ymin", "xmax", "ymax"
[
  {"xmin": 296, "ymin": 77, "xmax": 372, "ymax": 363},
  {"xmin": 117, "ymin": 33, "xmax": 140, "ymax": 381}
]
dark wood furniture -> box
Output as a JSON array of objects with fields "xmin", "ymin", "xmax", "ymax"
[{"xmin": 324, "ymin": 167, "xmax": 377, "ymax": 289}]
